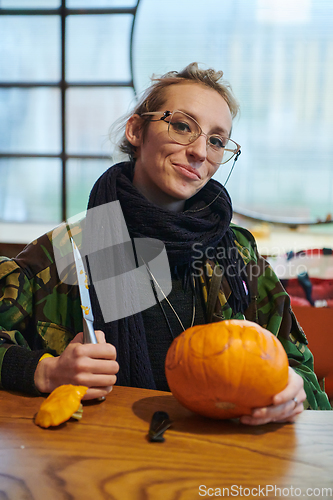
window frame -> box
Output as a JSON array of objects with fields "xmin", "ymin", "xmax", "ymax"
[{"xmin": 0, "ymin": 0, "xmax": 141, "ymax": 221}]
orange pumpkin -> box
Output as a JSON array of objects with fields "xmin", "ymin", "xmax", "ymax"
[{"xmin": 165, "ymin": 319, "xmax": 289, "ymax": 419}]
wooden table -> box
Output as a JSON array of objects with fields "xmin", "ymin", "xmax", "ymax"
[{"xmin": 0, "ymin": 386, "xmax": 332, "ymax": 500}]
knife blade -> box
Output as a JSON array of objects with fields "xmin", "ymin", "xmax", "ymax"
[{"xmin": 70, "ymin": 237, "xmax": 98, "ymax": 344}]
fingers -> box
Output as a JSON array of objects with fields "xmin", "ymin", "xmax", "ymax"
[
  {"xmin": 273, "ymin": 398, "xmax": 304, "ymax": 423},
  {"xmin": 71, "ymin": 341, "xmax": 117, "ymax": 361},
  {"xmin": 60, "ymin": 345, "xmax": 119, "ymax": 386},
  {"xmin": 240, "ymin": 397, "xmax": 303, "ymax": 426},
  {"xmin": 68, "ymin": 371, "xmax": 118, "ymax": 391},
  {"xmin": 36, "ymin": 332, "xmax": 119, "ymax": 396},
  {"xmin": 74, "ymin": 358, "xmax": 119, "ymax": 375},
  {"xmin": 82, "ymin": 386, "xmax": 113, "ymax": 401},
  {"xmin": 94, "ymin": 330, "xmax": 107, "ymax": 344},
  {"xmin": 70, "ymin": 330, "xmax": 106, "ymax": 345},
  {"xmin": 273, "ymin": 367, "xmax": 306, "ymax": 407},
  {"xmin": 70, "ymin": 331, "xmax": 84, "ymax": 344},
  {"xmin": 240, "ymin": 368, "xmax": 306, "ymax": 426}
]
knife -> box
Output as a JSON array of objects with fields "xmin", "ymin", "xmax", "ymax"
[{"xmin": 70, "ymin": 237, "xmax": 98, "ymax": 344}]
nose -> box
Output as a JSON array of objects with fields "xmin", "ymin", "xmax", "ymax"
[{"xmin": 186, "ymin": 133, "xmax": 207, "ymax": 163}]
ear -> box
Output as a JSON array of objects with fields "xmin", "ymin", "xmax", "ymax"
[{"xmin": 125, "ymin": 114, "xmax": 144, "ymax": 148}]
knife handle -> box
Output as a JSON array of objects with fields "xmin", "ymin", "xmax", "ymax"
[
  {"xmin": 83, "ymin": 319, "xmax": 105, "ymax": 402},
  {"xmin": 83, "ymin": 318, "xmax": 98, "ymax": 344}
]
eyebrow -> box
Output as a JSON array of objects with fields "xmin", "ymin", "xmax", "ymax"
[{"xmin": 178, "ymin": 108, "xmax": 231, "ymax": 137}]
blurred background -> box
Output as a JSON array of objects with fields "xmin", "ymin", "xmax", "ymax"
[{"xmin": 0, "ymin": 0, "xmax": 333, "ymax": 250}]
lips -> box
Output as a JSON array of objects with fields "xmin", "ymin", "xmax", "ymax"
[{"xmin": 173, "ymin": 163, "xmax": 201, "ymax": 180}]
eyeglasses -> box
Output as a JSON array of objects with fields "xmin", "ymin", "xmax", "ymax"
[{"xmin": 140, "ymin": 110, "xmax": 241, "ymax": 165}]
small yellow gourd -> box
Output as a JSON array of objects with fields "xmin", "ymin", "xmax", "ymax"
[{"xmin": 35, "ymin": 384, "xmax": 88, "ymax": 428}]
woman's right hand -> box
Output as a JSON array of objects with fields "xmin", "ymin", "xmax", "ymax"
[{"xmin": 34, "ymin": 330, "xmax": 119, "ymax": 400}]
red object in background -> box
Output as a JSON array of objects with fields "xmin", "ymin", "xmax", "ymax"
[
  {"xmin": 290, "ymin": 296, "xmax": 312, "ymax": 307},
  {"xmin": 290, "ymin": 295, "xmax": 333, "ymax": 308},
  {"xmin": 276, "ymin": 247, "xmax": 333, "ymax": 307},
  {"xmin": 286, "ymin": 278, "xmax": 333, "ymax": 303},
  {"xmin": 273, "ymin": 249, "xmax": 333, "ymax": 400},
  {"xmin": 293, "ymin": 306, "xmax": 333, "ymax": 400}
]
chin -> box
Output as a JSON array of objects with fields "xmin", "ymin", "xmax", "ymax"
[
  {"xmin": 171, "ymin": 189, "xmax": 197, "ymax": 202},
  {"xmin": 173, "ymin": 182, "xmax": 201, "ymax": 199}
]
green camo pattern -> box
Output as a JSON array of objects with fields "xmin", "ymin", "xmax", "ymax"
[
  {"xmin": 0, "ymin": 222, "xmax": 331, "ymax": 410},
  {"xmin": 0, "ymin": 223, "xmax": 83, "ymax": 380}
]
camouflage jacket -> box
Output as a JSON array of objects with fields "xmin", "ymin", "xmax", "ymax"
[{"xmin": 0, "ymin": 222, "xmax": 331, "ymax": 409}]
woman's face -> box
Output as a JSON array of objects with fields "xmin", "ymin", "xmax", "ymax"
[{"xmin": 126, "ymin": 83, "xmax": 233, "ymax": 211}]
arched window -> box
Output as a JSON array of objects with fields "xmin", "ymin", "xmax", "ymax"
[{"xmin": 132, "ymin": 0, "xmax": 333, "ymax": 225}]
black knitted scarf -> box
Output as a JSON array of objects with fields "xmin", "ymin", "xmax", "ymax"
[{"xmin": 86, "ymin": 161, "xmax": 249, "ymax": 389}]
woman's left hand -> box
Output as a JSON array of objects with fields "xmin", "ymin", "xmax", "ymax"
[{"xmin": 240, "ymin": 367, "xmax": 306, "ymax": 425}]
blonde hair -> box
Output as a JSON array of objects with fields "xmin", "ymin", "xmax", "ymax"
[{"xmin": 118, "ymin": 62, "xmax": 239, "ymax": 159}]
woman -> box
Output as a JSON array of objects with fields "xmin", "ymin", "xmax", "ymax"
[{"xmin": 0, "ymin": 63, "xmax": 331, "ymax": 424}]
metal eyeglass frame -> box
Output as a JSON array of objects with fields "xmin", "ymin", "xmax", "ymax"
[{"xmin": 140, "ymin": 110, "xmax": 241, "ymax": 165}]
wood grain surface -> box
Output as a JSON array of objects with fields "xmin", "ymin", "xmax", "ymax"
[{"xmin": 0, "ymin": 386, "xmax": 332, "ymax": 500}]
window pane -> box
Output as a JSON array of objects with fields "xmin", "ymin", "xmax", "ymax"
[
  {"xmin": 66, "ymin": 87, "xmax": 134, "ymax": 154},
  {"xmin": 67, "ymin": 0, "xmax": 137, "ymax": 6},
  {"xmin": 0, "ymin": 158, "xmax": 61, "ymax": 223},
  {"xmin": 66, "ymin": 15, "xmax": 132, "ymax": 82},
  {"xmin": 0, "ymin": 16, "xmax": 60, "ymax": 82},
  {"xmin": 133, "ymin": 0, "xmax": 333, "ymax": 222},
  {"xmin": 67, "ymin": 159, "xmax": 111, "ymax": 218},
  {"xmin": 224, "ymin": 125, "xmax": 333, "ymax": 221},
  {"xmin": 0, "ymin": 88, "xmax": 61, "ymax": 154},
  {"xmin": 0, "ymin": 0, "xmax": 60, "ymax": 6}
]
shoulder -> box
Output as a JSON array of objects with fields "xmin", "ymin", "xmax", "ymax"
[
  {"xmin": 0, "ymin": 256, "xmax": 21, "ymax": 280},
  {"xmin": 230, "ymin": 223, "xmax": 257, "ymax": 247},
  {"xmin": 12, "ymin": 221, "xmax": 83, "ymax": 281},
  {"xmin": 13, "ymin": 231, "xmax": 55, "ymax": 279},
  {"xmin": 229, "ymin": 223, "xmax": 259, "ymax": 264}
]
